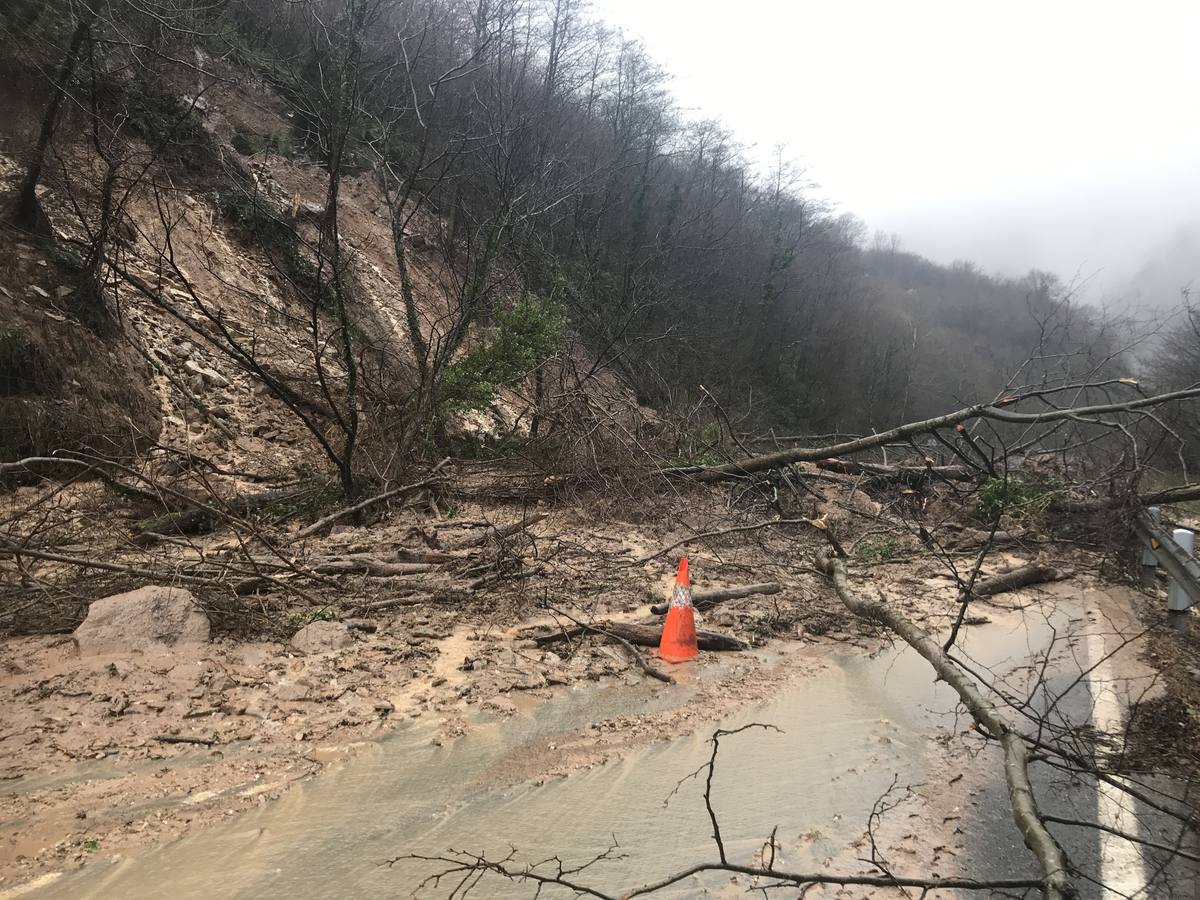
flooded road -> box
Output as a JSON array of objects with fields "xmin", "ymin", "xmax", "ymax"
[{"xmin": 13, "ymin": 585, "xmax": 1192, "ymax": 899}]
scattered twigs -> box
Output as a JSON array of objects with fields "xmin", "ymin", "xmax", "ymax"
[
  {"xmin": 1041, "ymin": 814, "xmax": 1200, "ymax": 865},
  {"xmin": 405, "ymin": 851, "xmax": 1045, "ymax": 898},
  {"xmin": 134, "ymin": 483, "xmax": 321, "ymax": 540},
  {"xmin": 285, "ymin": 459, "xmax": 451, "ymax": 544},
  {"xmin": 0, "ymin": 538, "xmax": 323, "ymax": 604},
  {"xmin": 633, "ymin": 519, "xmax": 810, "ymax": 565},
  {"xmin": 666, "ymin": 724, "xmax": 781, "ymax": 863},
  {"xmin": 944, "ymin": 523, "xmax": 999, "ymax": 651},
  {"xmin": 650, "ymin": 582, "xmax": 781, "ymax": 615},
  {"xmin": 546, "ymin": 605, "xmax": 675, "ymax": 684},
  {"xmin": 449, "ymin": 513, "xmax": 547, "ymax": 550},
  {"xmin": 815, "ymin": 549, "xmax": 1070, "ymax": 900}
]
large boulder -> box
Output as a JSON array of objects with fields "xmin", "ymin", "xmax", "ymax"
[
  {"xmin": 74, "ymin": 586, "xmax": 210, "ymax": 655},
  {"xmin": 289, "ymin": 620, "xmax": 353, "ymax": 654}
]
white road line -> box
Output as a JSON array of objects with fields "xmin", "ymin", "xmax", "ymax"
[{"xmin": 1085, "ymin": 630, "xmax": 1148, "ymax": 897}]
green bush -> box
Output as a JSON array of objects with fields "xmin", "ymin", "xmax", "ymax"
[
  {"xmin": 855, "ymin": 536, "xmax": 900, "ymax": 561},
  {"xmin": 287, "ymin": 608, "xmax": 337, "ymax": 627},
  {"xmin": 441, "ymin": 293, "xmax": 566, "ymax": 412},
  {"xmin": 976, "ymin": 476, "xmax": 1059, "ymax": 523},
  {"xmin": 667, "ymin": 421, "xmax": 725, "ymax": 467}
]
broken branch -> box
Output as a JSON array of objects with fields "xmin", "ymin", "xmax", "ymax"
[
  {"xmin": 650, "ymin": 582, "xmax": 781, "ymax": 615},
  {"xmin": 815, "ymin": 550, "xmax": 1069, "ymax": 899}
]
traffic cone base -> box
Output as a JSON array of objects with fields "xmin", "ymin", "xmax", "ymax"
[{"xmin": 659, "ymin": 557, "xmax": 698, "ymax": 663}]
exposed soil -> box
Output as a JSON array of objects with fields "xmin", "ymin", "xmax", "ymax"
[{"xmin": 1127, "ymin": 590, "xmax": 1200, "ymax": 782}]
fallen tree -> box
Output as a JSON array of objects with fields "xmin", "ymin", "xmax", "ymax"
[
  {"xmin": 815, "ymin": 549, "xmax": 1070, "ymax": 899},
  {"xmin": 663, "ymin": 385, "xmax": 1200, "ymax": 482}
]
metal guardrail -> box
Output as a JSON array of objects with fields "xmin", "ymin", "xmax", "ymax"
[{"xmin": 1132, "ymin": 508, "xmax": 1200, "ymax": 610}]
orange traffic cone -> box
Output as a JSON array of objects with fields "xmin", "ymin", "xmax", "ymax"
[{"xmin": 659, "ymin": 557, "xmax": 698, "ymax": 663}]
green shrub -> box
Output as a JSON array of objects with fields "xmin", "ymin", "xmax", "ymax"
[
  {"xmin": 441, "ymin": 293, "xmax": 566, "ymax": 412},
  {"xmin": 665, "ymin": 421, "xmax": 725, "ymax": 467},
  {"xmin": 976, "ymin": 476, "xmax": 1059, "ymax": 524},
  {"xmin": 855, "ymin": 536, "xmax": 900, "ymax": 561},
  {"xmin": 287, "ymin": 608, "xmax": 337, "ymax": 627}
]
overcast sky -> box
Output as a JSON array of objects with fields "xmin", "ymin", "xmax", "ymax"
[{"xmin": 591, "ymin": 0, "xmax": 1200, "ymax": 301}]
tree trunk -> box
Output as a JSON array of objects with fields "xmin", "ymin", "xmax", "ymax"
[{"xmin": 10, "ymin": 14, "xmax": 92, "ymax": 234}]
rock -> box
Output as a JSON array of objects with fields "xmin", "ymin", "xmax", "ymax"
[
  {"xmin": 208, "ymin": 673, "xmax": 233, "ymax": 692},
  {"xmin": 183, "ymin": 359, "xmax": 230, "ymax": 388},
  {"xmin": 848, "ymin": 493, "xmax": 882, "ymax": 517},
  {"xmin": 483, "ymin": 696, "xmax": 516, "ymax": 714},
  {"xmin": 289, "ymin": 620, "xmax": 354, "ymax": 654},
  {"xmin": 512, "ymin": 671, "xmax": 546, "ymax": 690},
  {"xmin": 74, "ymin": 586, "xmax": 209, "ymax": 656},
  {"xmin": 273, "ymin": 683, "xmax": 309, "ymax": 701}
]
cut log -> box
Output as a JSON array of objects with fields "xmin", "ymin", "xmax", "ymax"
[
  {"xmin": 532, "ymin": 621, "xmax": 746, "ymax": 651},
  {"xmin": 348, "ymin": 587, "xmax": 469, "ymax": 615},
  {"xmin": 650, "ymin": 582, "xmax": 782, "ymax": 615},
  {"xmin": 940, "ymin": 526, "xmax": 1029, "ymax": 550},
  {"xmin": 973, "ymin": 564, "xmax": 1063, "ymax": 597}
]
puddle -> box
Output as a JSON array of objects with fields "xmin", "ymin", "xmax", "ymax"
[{"xmin": 16, "ymin": 590, "xmax": 1179, "ymax": 899}]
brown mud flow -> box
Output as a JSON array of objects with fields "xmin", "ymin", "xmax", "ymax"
[{"xmin": 14, "ymin": 588, "xmax": 1156, "ymax": 900}]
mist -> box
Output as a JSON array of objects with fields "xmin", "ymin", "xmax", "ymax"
[{"xmin": 592, "ymin": 0, "xmax": 1200, "ymax": 307}]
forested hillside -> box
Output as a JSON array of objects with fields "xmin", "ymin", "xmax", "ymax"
[{"xmin": 1, "ymin": 0, "xmax": 1135, "ymax": 471}]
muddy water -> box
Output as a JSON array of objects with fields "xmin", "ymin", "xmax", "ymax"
[{"xmin": 26, "ymin": 607, "xmax": 1075, "ymax": 900}]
